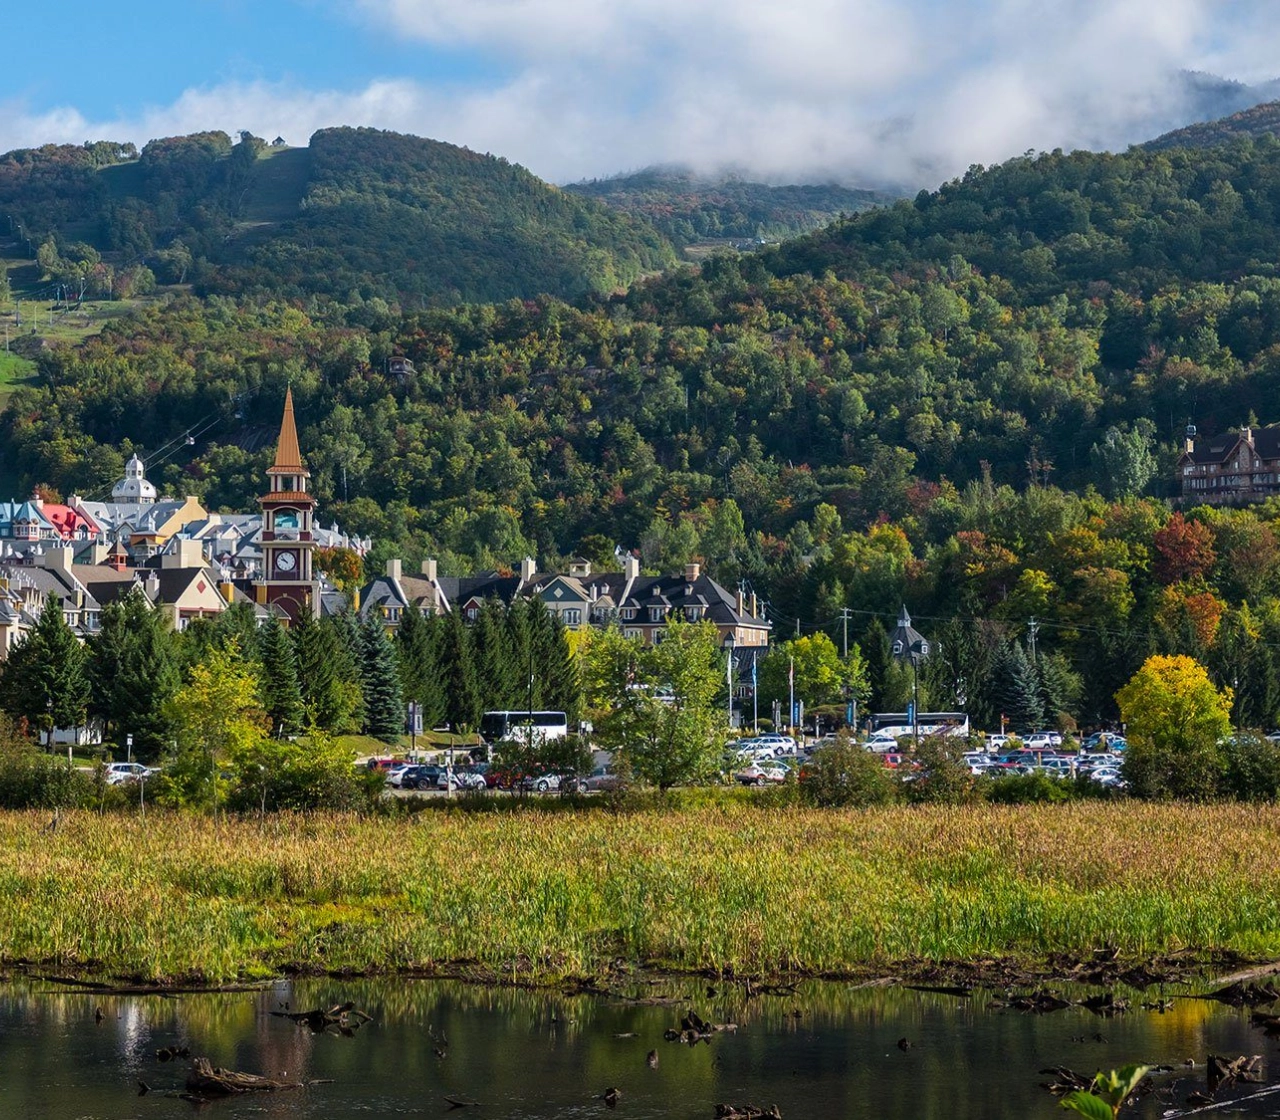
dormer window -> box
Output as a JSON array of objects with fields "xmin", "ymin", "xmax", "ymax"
[{"xmin": 649, "ymin": 607, "xmax": 664, "ymax": 622}]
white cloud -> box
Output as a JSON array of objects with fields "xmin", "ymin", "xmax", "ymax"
[{"xmin": 1, "ymin": 1, "xmax": 1279, "ymax": 188}]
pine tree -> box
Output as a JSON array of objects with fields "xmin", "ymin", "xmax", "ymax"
[
  {"xmin": 542, "ymin": 611, "xmax": 581, "ymax": 722},
  {"xmin": 1036, "ymin": 650, "xmax": 1081, "ymax": 730},
  {"xmin": 258, "ymin": 616, "xmax": 303, "ymax": 737},
  {"xmin": 440, "ymin": 607, "xmax": 480, "ymax": 732},
  {"xmin": 397, "ymin": 603, "xmax": 448, "ymax": 728},
  {"xmin": 860, "ymin": 617, "xmax": 892, "ymax": 713},
  {"xmin": 90, "ymin": 587, "xmax": 180, "ymax": 760},
  {"xmin": 359, "ymin": 613, "xmax": 404, "ymax": 742},
  {"xmin": 328, "ymin": 610, "xmax": 367, "ymax": 731},
  {"xmin": 292, "ymin": 610, "xmax": 339, "ymax": 729},
  {"xmin": 505, "ymin": 597, "xmax": 535, "ymax": 711},
  {"xmin": 2, "ymin": 596, "xmax": 90, "ymax": 748},
  {"xmin": 472, "ymin": 597, "xmax": 513, "ymax": 707},
  {"xmin": 995, "ymin": 641, "xmax": 1044, "ymax": 732}
]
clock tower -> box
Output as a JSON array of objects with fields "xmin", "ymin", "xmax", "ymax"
[{"xmin": 257, "ymin": 386, "xmax": 319, "ymax": 621}]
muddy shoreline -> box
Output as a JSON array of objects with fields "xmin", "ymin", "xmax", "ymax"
[{"xmin": 7, "ymin": 947, "xmax": 1276, "ymax": 998}]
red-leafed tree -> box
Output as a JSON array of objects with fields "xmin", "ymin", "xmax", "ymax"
[{"xmin": 1153, "ymin": 512, "xmax": 1216, "ymax": 585}]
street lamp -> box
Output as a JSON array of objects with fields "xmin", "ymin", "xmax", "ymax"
[
  {"xmin": 723, "ymin": 632, "xmax": 736, "ymax": 728},
  {"xmin": 908, "ymin": 638, "xmax": 929, "ymax": 750}
]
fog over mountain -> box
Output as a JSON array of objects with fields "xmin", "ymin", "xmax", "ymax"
[{"xmin": 4, "ymin": 1, "xmax": 1280, "ymax": 190}]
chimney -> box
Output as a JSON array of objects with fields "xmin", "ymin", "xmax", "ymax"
[
  {"xmin": 42, "ymin": 546, "xmax": 73, "ymax": 573},
  {"xmin": 1242, "ymin": 425, "xmax": 1255, "ymax": 447},
  {"xmin": 219, "ymin": 581, "xmax": 235, "ymax": 603},
  {"xmin": 623, "ymin": 552, "xmax": 640, "ymax": 581},
  {"xmin": 164, "ymin": 538, "xmax": 204, "ymax": 569},
  {"xmin": 421, "ymin": 558, "xmax": 438, "ymax": 581},
  {"xmin": 750, "ymin": 591, "xmax": 758, "ymax": 618},
  {"xmin": 684, "ymin": 562, "xmax": 701, "ymax": 582},
  {"xmin": 520, "ymin": 556, "xmax": 537, "ymax": 583},
  {"xmin": 386, "ymin": 558, "xmax": 402, "ymax": 581},
  {"xmin": 736, "ymin": 588, "xmax": 745, "ymax": 615}
]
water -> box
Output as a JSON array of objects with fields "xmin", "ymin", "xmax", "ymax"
[{"xmin": 0, "ymin": 976, "xmax": 1277, "ymax": 1118}]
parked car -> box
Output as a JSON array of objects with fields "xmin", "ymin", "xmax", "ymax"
[
  {"xmin": 437, "ymin": 768, "xmax": 487, "ymax": 791},
  {"xmin": 104, "ymin": 762, "xmax": 155, "ymax": 785},
  {"xmin": 385, "ymin": 763, "xmax": 416, "ymax": 788},
  {"xmin": 365, "ymin": 757, "xmax": 400, "ymax": 773},
  {"xmin": 984, "ymin": 734, "xmax": 1013, "ymax": 752},
  {"xmin": 866, "ymin": 734, "xmax": 900, "ymax": 752},
  {"xmin": 735, "ymin": 762, "xmax": 788, "ymax": 786},
  {"xmin": 520, "ymin": 770, "xmax": 562, "ymax": 793},
  {"xmin": 400, "ymin": 765, "xmax": 443, "ymax": 790},
  {"xmin": 754, "ymin": 733, "xmax": 797, "ymax": 751},
  {"xmin": 580, "ymin": 765, "xmax": 625, "ymax": 792}
]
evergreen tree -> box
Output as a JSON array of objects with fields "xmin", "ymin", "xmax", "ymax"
[
  {"xmin": 860, "ymin": 617, "xmax": 892, "ymax": 715},
  {"xmin": 505, "ymin": 597, "xmax": 535, "ymax": 710},
  {"xmin": 257, "ymin": 615, "xmax": 303, "ymax": 737},
  {"xmin": 395, "ymin": 602, "xmax": 448, "ymax": 727},
  {"xmin": 472, "ymin": 597, "xmax": 513, "ymax": 707},
  {"xmin": 440, "ymin": 607, "xmax": 481, "ymax": 732},
  {"xmin": 542, "ymin": 611, "xmax": 581, "ymax": 722},
  {"xmin": 1036, "ymin": 650, "xmax": 1081, "ymax": 731},
  {"xmin": 328, "ymin": 610, "xmax": 368, "ymax": 731},
  {"xmin": 89, "ymin": 587, "xmax": 179, "ymax": 760},
  {"xmin": 994, "ymin": 641, "xmax": 1045, "ymax": 732},
  {"xmin": 2, "ymin": 597, "xmax": 90, "ymax": 748},
  {"xmin": 359, "ymin": 613, "xmax": 404, "ymax": 742},
  {"xmin": 292, "ymin": 610, "xmax": 339, "ymax": 729}
]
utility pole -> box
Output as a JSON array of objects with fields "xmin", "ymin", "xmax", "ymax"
[
  {"xmin": 841, "ymin": 607, "xmax": 850, "ymax": 659},
  {"xmin": 1027, "ymin": 617, "xmax": 1039, "ymax": 662}
]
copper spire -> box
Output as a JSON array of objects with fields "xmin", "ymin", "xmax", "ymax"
[{"xmin": 268, "ymin": 386, "xmax": 307, "ymax": 475}]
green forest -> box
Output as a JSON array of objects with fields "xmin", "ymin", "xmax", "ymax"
[
  {"xmin": 13, "ymin": 127, "xmax": 1280, "ymax": 723},
  {"xmin": 565, "ymin": 166, "xmax": 893, "ymax": 247},
  {"xmin": 0, "ymin": 127, "xmax": 675, "ymax": 306}
]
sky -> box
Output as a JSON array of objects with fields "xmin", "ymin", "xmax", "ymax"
[{"xmin": 3, "ymin": 0, "xmax": 1280, "ymax": 188}]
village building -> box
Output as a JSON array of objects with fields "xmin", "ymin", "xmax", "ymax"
[{"xmin": 1178, "ymin": 423, "xmax": 1280, "ymax": 506}]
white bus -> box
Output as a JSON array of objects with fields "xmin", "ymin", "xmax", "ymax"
[
  {"xmin": 869, "ymin": 711, "xmax": 970, "ymax": 742},
  {"xmin": 480, "ymin": 710, "xmax": 570, "ymax": 746}
]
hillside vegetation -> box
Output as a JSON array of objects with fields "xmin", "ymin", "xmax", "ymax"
[
  {"xmin": 0, "ymin": 128, "xmax": 675, "ymax": 306},
  {"xmin": 565, "ymin": 166, "xmax": 893, "ymax": 247},
  {"xmin": 1146, "ymin": 100, "xmax": 1280, "ymax": 151},
  {"xmin": 16, "ymin": 126, "xmax": 1280, "ymax": 720}
]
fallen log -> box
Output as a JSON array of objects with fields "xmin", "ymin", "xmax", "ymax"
[
  {"xmin": 1207, "ymin": 1053, "xmax": 1264, "ymax": 1093},
  {"xmin": 715, "ymin": 1105, "xmax": 782, "ymax": 1119},
  {"xmin": 185, "ymin": 1057, "xmax": 312, "ymax": 1096}
]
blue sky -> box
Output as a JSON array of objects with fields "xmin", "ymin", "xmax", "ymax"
[{"xmin": 1, "ymin": 1, "xmax": 1278, "ymax": 187}]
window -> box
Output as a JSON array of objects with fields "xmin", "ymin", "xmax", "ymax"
[
  {"xmin": 563, "ymin": 608, "xmax": 582, "ymax": 626},
  {"xmin": 649, "ymin": 607, "xmax": 664, "ymax": 622},
  {"xmin": 686, "ymin": 607, "xmax": 701, "ymax": 621},
  {"xmin": 465, "ymin": 606, "xmax": 478, "ymax": 621},
  {"xmin": 623, "ymin": 628, "xmax": 641, "ymax": 639},
  {"xmin": 622, "ymin": 607, "xmax": 636, "ymax": 620}
]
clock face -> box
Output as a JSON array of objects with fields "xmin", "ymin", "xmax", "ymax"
[{"xmin": 275, "ymin": 550, "xmax": 297, "ymax": 573}]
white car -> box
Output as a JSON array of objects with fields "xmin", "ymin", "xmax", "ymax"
[
  {"xmin": 104, "ymin": 762, "xmax": 155, "ymax": 785},
  {"xmin": 385, "ymin": 764, "xmax": 417, "ymax": 788},
  {"xmin": 754, "ymin": 734, "xmax": 797, "ymax": 752},
  {"xmin": 866, "ymin": 734, "xmax": 899, "ymax": 752}
]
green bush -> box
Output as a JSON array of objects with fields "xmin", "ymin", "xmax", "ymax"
[
  {"xmin": 800, "ymin": 739, "xmax": 898, "ymax": 808},
  {"xmin": 983, "ymin": 772, "xmax": 1079, "ymax": 804},
  {"xmin": 1220, "ymin": 733, "xmax": 1280, "ymax": 801},
  {"xmin": 0, "ymin": 719, "xmax": 97, "ymax": 809},
  {"xmin": 904, "ymin": 736, "xmax": 978, "ymax": 805}
]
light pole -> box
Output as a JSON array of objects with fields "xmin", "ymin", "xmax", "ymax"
[
  {"xmin": 723, "ymin": 632, "xmax": 736, "ymax": 728},
  {"xmin": 908, "ymin": 638, "xmax": 929, "ymax": 750}
]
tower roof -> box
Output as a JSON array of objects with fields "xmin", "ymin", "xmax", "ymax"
[{"xmin": 268, "ymin": 386, "xmax": 308, "ymax": 476}]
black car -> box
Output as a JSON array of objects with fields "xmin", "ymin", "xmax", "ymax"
[{"xmin": 401, "ymin": 765, "xmax": 443, "ymax": 790}]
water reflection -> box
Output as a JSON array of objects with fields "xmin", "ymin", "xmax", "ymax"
[{"xmin": 0, "ymin": 977, "xmax": 1275, "ymax": 1118}]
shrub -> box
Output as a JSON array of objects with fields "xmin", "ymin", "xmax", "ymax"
[
  {"xmin": 1221, "ymin": 733, "xmax": 1280, "ymax": 801},
  {"xmin": 800, "ymin": 738, "xmax": 898, "ymax": 808},
  {"xmin": 0, "ymin": 718, "xmax": 96, "ymax": 809},
  {"xmin": 984, "ymin": 772, "xmax": 1079, "ymax": 804},
  {"xmin": 904, "ymin": 735, "xmax": 978, "ymax": 805}
]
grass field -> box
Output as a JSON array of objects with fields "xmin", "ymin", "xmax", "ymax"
[{"xmin": 3, "ymin": 802, "xmax": 1280, "ymax": 985}]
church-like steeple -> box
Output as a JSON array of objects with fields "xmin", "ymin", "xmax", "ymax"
[{"xmin": 267, "ymin": 386, "xmax": 308, "ymax": 477}]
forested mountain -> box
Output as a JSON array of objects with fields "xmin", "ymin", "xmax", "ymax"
[
  {"xmin": 1146, "ymin": 100, "xmax": 1280, "ymax": 151},
  {"xmin": 0, "ymin": 128, "xmax": 675, "ymax": 306},
  {"xmin": 564, "ymin": 166, "xmax": 894, "ymax": 247},
  {"xmin": 17, "ymin": 123, "xmax": 1280, "ymax": 720}
]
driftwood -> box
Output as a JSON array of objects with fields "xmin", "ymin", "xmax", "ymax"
[
  {"xmin": 1201, "ymin": 981, "xmax": 1280, "ymax": 1007},
  {"xmin": 1207, "ymin": 1053, "xmax": 1264, "ymax": 1093},
  {"xmin": 1078, "ymin": 992, "xmax": 1129, "ymax": 1017},
  {"xmin": 715, "ymin": 1106, "xmax": 781, "ymax": 1119},
  {"xmin": 270, "ymin": 1001, "xmax": 372, "ymax": 1035},
  {"xmin": 1038, "ymin": 1066, "xmax": 1093, "ymax": 1096},
  {"xmin": 185, "ymin": 1057, "xmax": 311, "ymax": 1096}
]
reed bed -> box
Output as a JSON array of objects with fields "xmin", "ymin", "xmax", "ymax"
[{"xmin": 2, "ymin": 802, "xmax": 1278, "ymax": 983}]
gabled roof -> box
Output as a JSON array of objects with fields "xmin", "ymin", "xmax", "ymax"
[{"xmin": 1182, "ymin": 426, "xmax": 1280, "ymax": 465}]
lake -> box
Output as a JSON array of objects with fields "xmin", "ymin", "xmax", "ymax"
[{"xmin": 0, "ymin": 975, "xmax": 1276, "ymax": 1118}]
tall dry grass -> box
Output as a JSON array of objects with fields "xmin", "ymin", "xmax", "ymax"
[{"xmin": 2, "ymin": 803, "xmax": 1278, "ymax": 982}]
